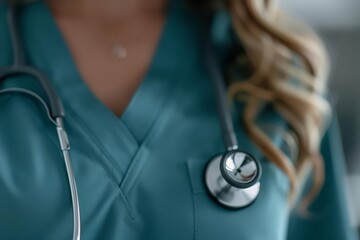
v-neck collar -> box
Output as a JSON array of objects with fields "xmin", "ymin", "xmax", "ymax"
[{"xmin": 17, "ymin": 0, "xmax": 189, "ymax": 174}]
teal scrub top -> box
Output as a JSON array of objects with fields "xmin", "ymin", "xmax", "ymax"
[{"xmin": 0, "ymin": 1, "xmax": 358, "ymax": 239}]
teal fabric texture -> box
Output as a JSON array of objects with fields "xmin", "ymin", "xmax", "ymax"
[{"xmin": 0, "ymin": 1, "xmax": 357, "ymax": 239}]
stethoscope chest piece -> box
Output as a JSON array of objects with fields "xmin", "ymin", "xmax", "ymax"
[{"xmin": 205, "ymin": 151, "xmax": 261, "ymax": 209}]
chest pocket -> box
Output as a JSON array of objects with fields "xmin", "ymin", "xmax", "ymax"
[{"xmin": 186, "ymin": 151, "xmax": 290, "ymax": 240}]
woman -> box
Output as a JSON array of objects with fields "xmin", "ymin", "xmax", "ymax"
[{"xmin": 0, "ymin": 0, "xmax": 356, "ymax": 239}]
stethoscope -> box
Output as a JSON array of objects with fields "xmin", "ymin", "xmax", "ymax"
[{"xmin": 0, "ymin": 4, "xmax": 261, "ymax": 240}]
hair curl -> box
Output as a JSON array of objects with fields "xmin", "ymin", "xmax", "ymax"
[{"xmin": 223, "ymin": 0, "xmax": 331, "ymax": 213}]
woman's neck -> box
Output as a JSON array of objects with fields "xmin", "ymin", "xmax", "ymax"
[{"xmin": 45, "ymin": 0, "xmax": 167, "ymax": 21}]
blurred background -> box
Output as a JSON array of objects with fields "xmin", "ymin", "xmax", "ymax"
[{"xmin": 282, "ymin": 0, "xmax": 360, "ymax": 235}]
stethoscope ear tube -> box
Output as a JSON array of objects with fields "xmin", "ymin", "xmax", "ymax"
[
  {"xmin": 56, "ymin": 118, "xmax": 81, "ymax": 240},
  {"xmin": 0, "ymin": 5, "xmax": 80, "ymax": 240},
  {"xmin": 0, "ymin": 88, "xmax": 81, "ymax": 240}
]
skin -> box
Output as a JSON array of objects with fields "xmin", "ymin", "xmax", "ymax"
[{"xmin": 45, "ymin": 0, "xmax": 168, "ymax": 117}]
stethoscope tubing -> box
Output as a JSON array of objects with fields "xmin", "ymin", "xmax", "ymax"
[
  {"xmin": 202, "ymin": 15, "xmax": 239, "ymax": 151},
  {"xmin": 0, "ymin": 6, "xmax": 261, "ymax": 240},
  {"xmin": 4, "ymin": 4, "xmax": 65, "ymax": 118},
  {"xmin": 0, "ymin": 4, "xmax": 81, "ymax": 240}
]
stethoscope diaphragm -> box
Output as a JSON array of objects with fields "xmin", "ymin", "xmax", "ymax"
[{"xmin": 205, "ymin": 151, "xmax": 261, "ymax": 209}]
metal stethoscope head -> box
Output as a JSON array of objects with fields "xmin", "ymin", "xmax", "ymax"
[
  {"xmin": 205, "ymin": 150, "xmax": 261, "ymax": 209},
  {"xmin": 203, "ymin": 14, "xmax": 262, "ymax": 209}
]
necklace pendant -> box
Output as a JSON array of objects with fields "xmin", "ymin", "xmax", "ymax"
[{"xmin": 113, "ymin": 44, "xmax": 128, "ymax": 59}]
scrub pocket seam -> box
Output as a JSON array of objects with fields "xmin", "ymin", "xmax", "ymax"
[{"xmin": 185, "ymin": 161, "xmax": 199, "ymax": 240}]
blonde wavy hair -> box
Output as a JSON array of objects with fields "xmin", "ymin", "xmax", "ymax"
[{"xmin": 223, "ymin": 0, "xmax": 331, "ymax": 213}]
